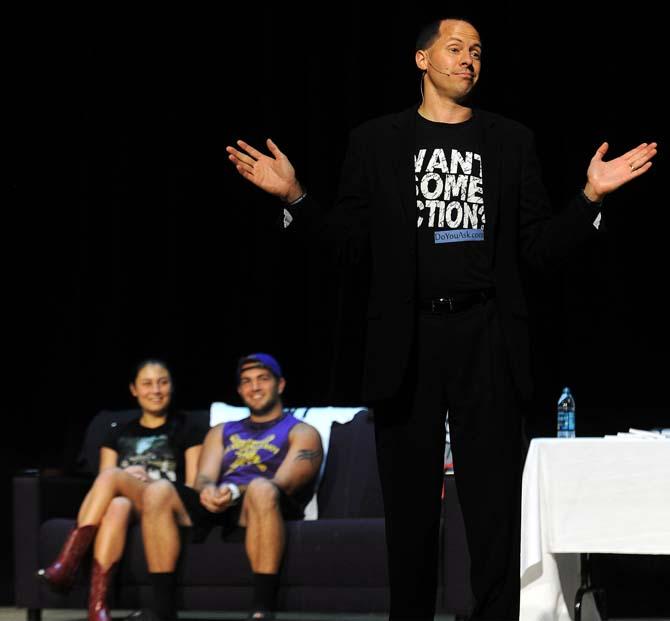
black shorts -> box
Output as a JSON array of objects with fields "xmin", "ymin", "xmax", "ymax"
[{"xmin": 175, "ymin": 481, "xmax": 305, "ymax": 542}]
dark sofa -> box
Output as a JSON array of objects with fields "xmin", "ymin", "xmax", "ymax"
[{"xmin": 14, "ymin": 408, "xmax": 472, "ymax": 620}]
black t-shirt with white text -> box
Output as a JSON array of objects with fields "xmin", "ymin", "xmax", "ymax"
[
  {"xmin": 415, "ymin": 111, "xmax": 494, "ymax": 298},
  {"xmin": 101, "ymin": 412, "xmax": 206, "ymax": 483}
]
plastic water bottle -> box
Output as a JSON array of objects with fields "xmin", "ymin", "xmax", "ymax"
[{"xmin": 557, "ymin": 387, "xmax": 576, "ymax": 438}]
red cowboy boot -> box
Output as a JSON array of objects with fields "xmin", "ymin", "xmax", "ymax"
[
  {"xmin": 37, "ymin": 524, "xmax": 98, "ymax": 591},
  {"xmin": 88, "ymin": 559, "xmax": 117, "ymax": 621}
]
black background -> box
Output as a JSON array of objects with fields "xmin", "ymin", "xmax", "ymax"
[{"xmin": 5, "ymin": 4, "xmax": 668, "ymax": 615}]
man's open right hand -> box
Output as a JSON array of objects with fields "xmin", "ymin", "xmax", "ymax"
[{"xmin": 226, "ymin": 138, "xmax": 303, "ymax": 203}]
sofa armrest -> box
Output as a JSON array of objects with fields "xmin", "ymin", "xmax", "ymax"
[
  {"xmin": 13, "ymin": 473, "xmax": 93, "ymax": 608},
  {"xmin": 13, "ymin": 475, "xmax": 42, "ymax": 608},
  {"xmin": 37, "ymin": 474, "xmax": 93, "ymax": 521}
]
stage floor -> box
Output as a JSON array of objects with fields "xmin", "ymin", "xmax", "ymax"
[
  {"xmin": 0, "ymin": 611, "xmax": 456, "ymax": 621},
  {"xmin": 0, "ymin": 611, "xmax": 666, "ymax": 621}
]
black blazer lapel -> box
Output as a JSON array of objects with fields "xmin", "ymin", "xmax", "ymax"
[
  {"xmin": 390, "ymin": 104, "xmax": 420, "ymax": 253},
  {"xmin": 479, "ymin": 110, "xmax": 502, "ymax": 266}
]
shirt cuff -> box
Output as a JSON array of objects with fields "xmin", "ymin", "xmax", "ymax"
[
  {"xmin": 282, "ymin": 192, "xmax": 307, "ymax": 229},
  {"xmin": 579, "ymin": 190, "xmax": 603, "ymax": 230}
]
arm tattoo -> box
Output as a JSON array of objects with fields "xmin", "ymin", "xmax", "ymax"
[{"xmin": 294, "ymin": 448, "xmax": 323, "ymax": 464}]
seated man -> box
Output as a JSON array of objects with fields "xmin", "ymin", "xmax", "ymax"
[{"xmin": 128, "ymin": 353, "xmax": 323, "ymax": 621}]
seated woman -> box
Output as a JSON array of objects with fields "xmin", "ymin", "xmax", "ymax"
[{"xmin": 37, "ymin": 359, "xmax": 207, "ymax": 621}]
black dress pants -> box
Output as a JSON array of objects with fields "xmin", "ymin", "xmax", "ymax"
[{"xmin": 373, "ymin": 299, "xmax": 523, "ymax": 621}]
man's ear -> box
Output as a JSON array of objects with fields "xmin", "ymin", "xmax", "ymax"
[
  {"xmin": 278, "ymin": 377, "xmax": 286, "ymax": 395},
  {"xmin": 415, "ymin": 49, "xmax": 428, "ymax": 72},
  {"xmin": 129, "ymin": 383, "xmax": 138, "ymax": 398}
]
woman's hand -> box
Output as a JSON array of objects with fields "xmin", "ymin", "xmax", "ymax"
[{"xmin": 123, "ymin": 465, "xmax": 151, "ymax": 482}]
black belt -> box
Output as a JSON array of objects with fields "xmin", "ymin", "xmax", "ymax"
[{"xmin": 419, "ymin": 288, "xmax": 496, "ymax": 314}]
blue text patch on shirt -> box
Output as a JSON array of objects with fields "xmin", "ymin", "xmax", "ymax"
[{"xmin": 434, "ymin": 229, "xmax": 484, "ymax": 244}]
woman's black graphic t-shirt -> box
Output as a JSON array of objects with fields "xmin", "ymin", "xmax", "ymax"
[{"xmin": 102, "ymin": 412, "xmax": 206, "ymax": 483}]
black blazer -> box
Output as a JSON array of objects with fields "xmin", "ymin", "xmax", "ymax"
[{"xmin": 286, "ymin": 103, "xmax": 601, "ymax": 403}]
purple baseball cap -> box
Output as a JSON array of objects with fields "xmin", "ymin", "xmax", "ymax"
[{"xmin": 236, "ymin": 353, "xmax": 283, "ymax": 382}]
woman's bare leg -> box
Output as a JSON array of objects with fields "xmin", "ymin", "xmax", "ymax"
[
  {"xmin": 77, "ymin": 468, "xmax": 147, "ymax": 526},
  {"xmin": 93, "ymin": 496, "xmax": 134, "ymax": 569}
]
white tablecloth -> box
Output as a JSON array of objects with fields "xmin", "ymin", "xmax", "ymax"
[{"xmin": 520, "ymin": 438, "xmax": 670, "ymax": 620}]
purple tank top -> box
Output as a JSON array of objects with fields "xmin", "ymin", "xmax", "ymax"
[{"xmin": 218, "ymin": 411, "xmax": 302, "ymax": 486}]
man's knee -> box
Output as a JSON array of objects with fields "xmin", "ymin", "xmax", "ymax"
[
  {"xmin": 245, "ymin": 478, "xmax": 281, "ymax": 512},
  {"xmin": 141, "ymin": 479, "xmax": 177, "ymax": 514}
]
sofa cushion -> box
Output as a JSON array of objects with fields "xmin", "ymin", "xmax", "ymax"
[
  {"xmin": 77, "ymin": 410, "xmax": 139, "ymax": 474},
  {"xmin": 317, "ymin": 410, "xmax": 384, "ymax": 519},
  {"xmin": 42, "ymin": 517, "xmax": 389, "ymax": 589},
  {"xmin": 280, "ymin": 518, "xmax": 388, "ymax": 587}
]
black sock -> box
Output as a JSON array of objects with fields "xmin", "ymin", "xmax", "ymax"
[
  {"xmin": 148, "ymin": 572, "xmax": 177, "ymax": 621},
  {"xmin": 251, "ymin": 572, "xmax": 279, "ymax": 612}
]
